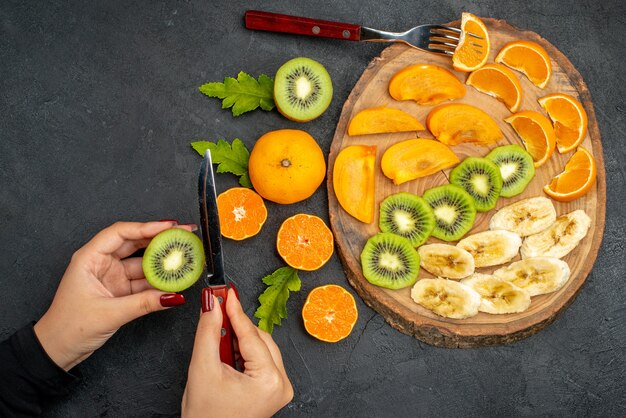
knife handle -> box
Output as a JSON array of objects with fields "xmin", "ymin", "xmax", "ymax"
[
  {"xmin": 244, "ymin": 10, "xmax": 361, "ymax": 41},
  {"xmin": 210, "ymin": 285, "xmax": 241, "ymax": 370}
]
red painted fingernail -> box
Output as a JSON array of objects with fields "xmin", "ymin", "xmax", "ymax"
[
  {"xmin": 159, "ymin": 219, "xmax": 179, "ymax": 224},
  {"xmin": 182, "ymin": 223, "xmax": 198, "ymax": 232},
  {"xmin": 202, "ymin": 288, "xmax": 214, "ymax": 313},
  {"xmin": 160, "ymin": 293, "xmax": 186, "ymax": 307}
]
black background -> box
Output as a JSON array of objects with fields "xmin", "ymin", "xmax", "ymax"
[{"xmin": 1, "ymin": 1, "xmax": 625, "ymax": 416}]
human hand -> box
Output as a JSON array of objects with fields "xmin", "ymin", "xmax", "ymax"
[
  {"xmin": 182, "ymin": 289, "xmax": 293, "ymax": 418},
  {"xmin": 34, "ymin": 221, "xmax": 193, "ymax": 371}
]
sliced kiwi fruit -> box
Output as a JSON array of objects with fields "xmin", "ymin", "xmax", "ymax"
[
  {"xmin": 450, "ymin": 157, "xmax": 503, "ymax": 212},
  {"xmin": 273, "ymin": 57, "xmax": 333, "ymax": 122},
  {"xmin": 379, "ymin": 192, "xmax": 435, "ymax": 247},
  {"xmin": 485, "ymin": 145, "xmax": 535, "ymax": 197},
  {"xmin": 143, "ymin": 228, "xmax": 205, "ymax": 292},
  {"xmin": 360, "ymin": 232, "xmax": 420, "ymax": 290},
  {"xmin": 423, "ymin": 184, "xmax": 476, "ymax": 241}
]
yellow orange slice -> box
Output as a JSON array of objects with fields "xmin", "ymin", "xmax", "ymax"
[
  {"xmin": 348, "ymin": 106, "xmax": 424, "ymax": 136},
  {"xmin": 452, "ymin": 13, "xmax": 490, "ymax": 72},
  {"xmin": 427, "ymin": 103, "xmax": 503, "ymax": 146},
  {"xmin": 544, "ymin": 146, "xmax": 596, "ymax": 202},
  {"xmin": 495, "ymin": 40, "xmax": 552, "ymax": 88},
  {"xmin": 538, "ymin": 93, "xmax": 588, "ymax": 153},
  {"xmin": 466, "ymin": 63, "xmax": 523, "ymax": 112},
  {"xmin": 505, "ymin": 111, "xmax": 556, "ymax": 168},
  {"xmin": 388, "ymin": 64, "xmax": 465, "ymax": 106}
]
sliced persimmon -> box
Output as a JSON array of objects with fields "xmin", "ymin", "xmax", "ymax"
[
  {"xmin": 388, "ymin": 64, "xmax": 465, "ymax": 106},
  {"xmin": 466, "ymin": 63, "xmax": 522, "ymax": 112},
  {"xmin": 333, "ymin": 145, "xmax": 376, "ymax": 223},
  {"xmin": 426, "ymin": 103, "xmax": 503, "ymax": 146},
  {"xmin": 381, "ymin": 138, "xmax": 459, "ymax": 184},
  {"xmin": 452, "ymin": 13, "xmax": 490, "ymax": 72},
  {"xmin": 348, "ymin": 106, "xmax": 425, "ymax": 136},
  {"xmin": 505, "ymin": 110, "xmax": 556, "ymax": 167},
  {"xmin": 495, "ymin": 40, "xmax": 552, "ymax": 88},
  {"xmin": 544, "ymin": 146, "xmax": 596, "ymax": 202},
  {"xmin": 538, "ymin": 93, "xmax": 588, "ymax": 153}
]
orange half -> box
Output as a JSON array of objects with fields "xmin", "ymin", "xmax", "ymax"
[
  {"xmin": 217, "ymin": 187, "xmax": 267, "ymax": 240},
  {"xmin": 495, "ymin": 40, "xmax": 552, "ymax": 88},
  {"xmin": 302, "ymin": 284, "xmax": 358, "ymax": 343},
  {"xmin": 538, "ymin": 93, "xmax": 588, "ymax": 153},
  {"xmin": 505, "ymin": 110, "xmax": 556, "ymax": 167},
  {"xmin": 544, "ymin": 146, "xmax": 596, "ymax": 202},
  {"xmin": 466, "ymin": 63, "xmax": 523, "ymax": 112},
  {"xmin": 452, "ymin": 12, "xmax": 490, "ymax": 72},
  {"xmin": 276, "ymin": 214, "xmax": 334, "ymax": 271}
]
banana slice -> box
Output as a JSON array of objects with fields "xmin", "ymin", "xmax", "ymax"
[
  {"xmin": 493, "ymin": 257, "xmax": 570, "ymax": 296},
  {"xmin": 418, "ymin": 244, "xmax": 475, "ymax": 279},
  {"xmin": 489, "ymin": 197, "xmax": 556, "ymax": 237},
  {"xmin": 411, "ymin": 278, "xmax": 481, "ymax": 319},
  {"xmin": 457, "ymin": 230, "xmax": 522, "ymax": 267},
  {"xmin": 461, "ymin": 274, "xmax": 531, "ymax": 314},
  {"xmin": 521, "ymin": 210, "xmax": 591, "ymax": 259}
]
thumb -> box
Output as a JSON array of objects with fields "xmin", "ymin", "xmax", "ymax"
[
  {"xmin": 188, "ymin": 294, "xmax": 223, "ymax": 373},
  {"xmin": 109, "ymin": 289, "xmax": 167, "ymax": 327}
]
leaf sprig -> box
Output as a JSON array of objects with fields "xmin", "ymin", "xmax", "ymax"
[
  {"xmin": 254, "ymin": 266, "xmax": 302, "ymax": 334},
  {"xmin": 199, "ymin": 72, "xmax": 275, "ymax": 117},
  {"xmin": 191, "ymin": 138, "xmax": 252, "ymax": 188}
]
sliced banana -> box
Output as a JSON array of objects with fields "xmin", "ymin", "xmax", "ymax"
[
  {"xmin": 411, "ymin": 278, "xmax": 481, "ymax": 319},
  {"xmin": 461, "ymin": 274, "xmax": 531, "ymax": 314},
  {"xmin": 489, "ymin": 197, "xmax": 556, "ymax": 237},
  {"xmin": 418, "ymin": 244, "xmax": 475, "ymax": 279},
  {"xmin": 457, "ymin": 230, "xmax": 522, "ymax": 268},
  {"xmin": 493, "ymin": 257, "xmax": 571, "ymax": 296},
  {"xmin": 521, "ymin": 210, "xmax": 591, "ymax": 259}
]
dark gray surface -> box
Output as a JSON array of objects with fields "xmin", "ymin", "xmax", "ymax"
[{"xmin": 1, "ymin": 0, "xmax": 625, "ymax": 416}]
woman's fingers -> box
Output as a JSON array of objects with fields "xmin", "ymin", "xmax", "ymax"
[
  {"xmin": 85, "ymin": 221, "xmax": 176, "ymax": 258},
  {"xmin": 122, "ymin": 257, "xmax": 145, "ymax": 280},
  {"xmin": 256, "ymin": 329, "xmax": 287, "ymax": 375},
  {"xmin": 129, "ymin": 279, "xmax": 154, "ymax": 294},
  {"xmin": 189, "ymin": 296, "xmax": 224, "ymax": 373}
]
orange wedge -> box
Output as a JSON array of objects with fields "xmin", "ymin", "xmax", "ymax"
[
  {"xmin": 452, "ymin": 13, "xmax": 490, "ymax": 72},
  {"xmin": 302, "ymin": 285, "xmax": 358, "ymax": 343},
  {"xmin": 466, "ymin": 63, "xmax": 523, "ymax": 112},
  {"xmin": 495, "ymin": 40, "xmax": 552, "ymax": 88},
  {"xmin": 388, "ymin": 64, "xmax": 465, "ymax": 106},
  {"xmin": 505, "ymin": 111, "xmax": 556, "ymax": 168},
  {"xmin": 538, "ymin": 93, "xmax": 588, "ymax": 153},
  {"xmin": 544, "ymin": 146, "xmax": 596, "ymax": 202},
  {"xmin": 348, "ymin": 106, "xmax": 425, "ymax": 136},
  {"xmin": 427, "ymin": 103, "xmax": 503, "ymax": 146}
]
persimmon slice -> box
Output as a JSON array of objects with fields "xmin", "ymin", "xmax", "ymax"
[
  {"xmin": 348, "ymin": 106, "xmax": 425, "ymax": 136},
  {"xmin": 426, "ymin": 103, "xmax": 503, "ymax": 146},
  {"xmin": 333, "ymin": 145, "xmax": 376, "ymax": 223},
  {"xmin": 388, "ymin": 64, "xmax": 465, "ymax": 106},
  {"xmin": 381, "ymin": 139, "xmax": 460, "ymax": 184}
]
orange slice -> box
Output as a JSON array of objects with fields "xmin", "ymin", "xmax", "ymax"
[
  {"xmin": 276, "ymin": 214, "xmax": 334, "ymax": 271},
  {"xmin": 538, "ymin": 93, "xmax": 588, "ymax": 153},
  {"xmin": 505, "ymin": 110, "xmax": 556, "ymax": 167},
  {"xmin": 466, "ymin": 63, "xmax": 523, "ymax": 112},
  {"xmin": 348, "ymin": 106, "xmax": 425, "ymax": 136},
  {"xmin": 217, "ymin": 187, "xmax": 267, "ymax": 240},
  {"xmin": 388, "ymin": 64, "xmax": 465, "ymax": 106},
  {"xmin": 381, "ymin": 138, "xmax": 459, "ymax": 184},
  {"xmin": 452, "ymin": 12, "xmax": 490, "ymax": 72},
  {"xmin": 427, "ymin": 103, "xmax": 503, "ymax": 146},
  {"xmin": 302, "ymin": 284, "xmax": 358, "ymax": 343},
  {"xmin": 544, "ymin": 146, "xmax": 596, "ymax": 202},
  {"xmin": 495, "ymin": 40, "xmax": 552, "ymax": 88},
  {"xmin": 333, "ymin": 145, "xmax": 376, "ymax": 224}
]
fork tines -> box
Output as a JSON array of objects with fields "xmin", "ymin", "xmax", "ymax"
[{"xmin": 428, "ymin": 25, "xmax": 484, "ymax": 55}]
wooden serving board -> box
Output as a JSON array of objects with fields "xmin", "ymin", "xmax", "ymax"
[{"xmin": 327, "ymin": 18, "xmax": 606, "ymax": 347}]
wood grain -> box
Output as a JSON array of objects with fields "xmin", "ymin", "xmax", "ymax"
[{"xmin": 327, "ymin": 18, "xmax": 606, "ymax": 348}]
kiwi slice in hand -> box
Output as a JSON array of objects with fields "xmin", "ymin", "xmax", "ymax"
[
  {"xmin": 450, "ymin": 157, "xmax": 503, "ymax": 212},
  {"xmin": 379, "ymin": 192, "xmax": 435, "ymax": 247},
  {"xmin": 273, "ymin": 57, "xmax": 333, "ymax": 122},
  {"xmin": 423, "ymin": 184, "xmax": 476, "ymax": 241},
  {"xmin": 360, "ymin": 232, "xmax": 420, "ymax": 290},
  {"xmin": 142, "ymin": 228, "xmax": 205, "ymax": 292},
  {"xmin": 485, "ymin": 145, "xmax": 535, "ymax": 197}
]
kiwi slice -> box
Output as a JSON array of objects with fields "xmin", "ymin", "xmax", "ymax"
[
  {"xmin": 142, "ymin": 228, "xmax": 205, "ymax": 292},
  {"xmin": 450, "ymin": 157, "xmax": 503, "ymax": 212},
  {"xmin": 485, "ymin": 145, "xmax": 535, "ymax": 197},
  {"xmin": 379, "ymin": 192, "xmax": 435, "ymax": 247},
  {"xmin": 273, "ymin": 57, "xmax": 333, "ymax": 122},
  {"xmin": 423, "ymin": 184, "xmax": 476, "ymax": 241},
  {"xmin": 360, "ymin": 232, "xmax": 420, "ymax": 290}
]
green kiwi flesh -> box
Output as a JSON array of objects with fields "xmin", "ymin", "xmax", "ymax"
[
  {"xmin": 360, "ymin": 232, "xmax": 420, "ymax": 290},
  {"xmin": 273, "ymin": 57, "xmax": 333, "ymax": 122},
  {"xmin": 485, "ymin": 145, "xmax": 535, "ymax": 197},
  {"xmin": 143, "ymin": 228, "xmax": 205, "ymax": 292},
  {"xmin": 379, "ymin": 192, "xmax": 435, "ymax": 247},
  {"xmin": 450, "ymin": 157, "xmax": 503, "ymax": 212},
  {"xmin": 423, "ymin": 184, "xmax": 476, "ymax": 241}
]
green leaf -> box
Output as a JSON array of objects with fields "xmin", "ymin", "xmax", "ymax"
[
  {"xmin": 190, "ymin": 138, "xmax": 251, "ymax": 188},
  {"xmin": 254, "ymin": 267, "xmax": 301, "ymax": 334},
  {"xmin": 198, "ymin": 71, "xmax": 275, "ymax": 116}
]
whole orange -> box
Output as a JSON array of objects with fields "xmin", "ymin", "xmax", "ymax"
[{"xmin": 248, "ymin": 129, "xmax": 326, "ymax": 204}]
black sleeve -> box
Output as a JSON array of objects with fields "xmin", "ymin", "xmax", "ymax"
[{"xmin": 0, "ymin": 323, "xmax": 80, "ymax": 417}]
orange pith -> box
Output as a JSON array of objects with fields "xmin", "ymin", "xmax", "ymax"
[
  {"xmin": 217, "ymin": 188, "xmax": 267, "ymax": 240},
  {"xmin": 452, "ymin": 13, "xmax": 490, "ymax": 72},
  {"xmin": 495, "ymin": 40, "xmax": 552, "ymax": 88},
  {"xmin": 505, "ymin": 110, "xmax": 556, "ymax": 167},
  {"xmin": 302, "ymin": 284, "xmax": 358, "ymax": 343},
  {"xmin": 276, "ymin": 214, "xmax": 334, "ymax": 271},
  {"xmin": 538, "ymin": 93, "xmax": 588, "ymax": 153},
  {"xmin": 466, "ymin": 63, "xmax": 523, "ymax": 112},
  {"xmin": 544, "ymin": 146, "xmax": 596, "ymax": 202}
]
